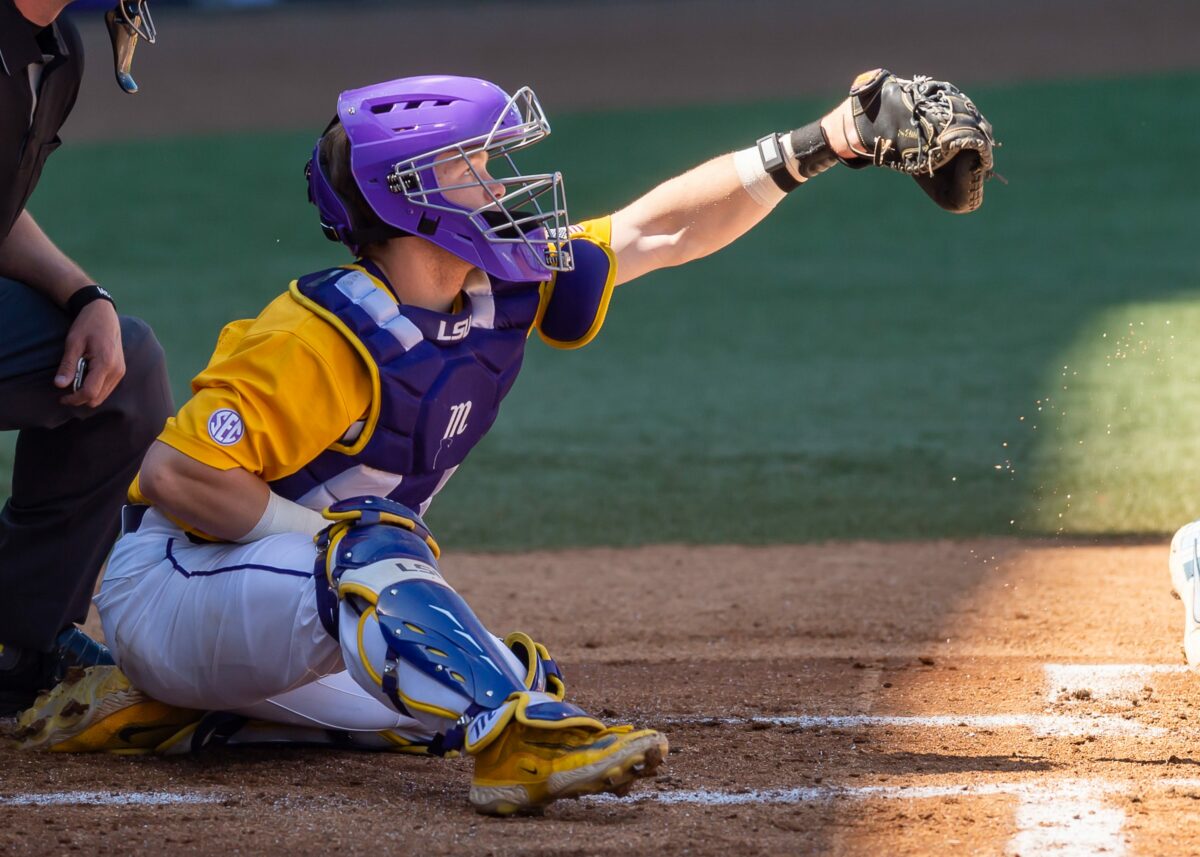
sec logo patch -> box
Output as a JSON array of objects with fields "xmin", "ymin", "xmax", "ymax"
[{"xmin": 208, "ymin": 408, "xmax": 245, "ymax": 446}]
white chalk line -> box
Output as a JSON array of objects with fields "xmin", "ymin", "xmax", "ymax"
[
  {"xmin": 669, "ymin": 713, "xmax": 1164, "ymax": 737},
  {"xmin": 1012, "ymin": 790, "xmax": 1125, "ymax": 857},
  {"xmin": 1044, "ymin": 663, "xmax": 1192, "ymax": 703},
  {"xmin": 665, "ymin": 687, "xmax": 1190, "ymax": 857},
  {"xmin": 602, "ymin": 778, "xmax": 1200, "ymax": 857},
  {"xmin": 0, "ymin": 790, "xmax": 223, "ymax": 807},
  {"xmin": 596, "ymin": 777, "xmax": 1200, "ymax": 807},
  {"xmin": 606, "ymin": 778, "xmax": 1140, "ymax": 806},
  {"xmin": 602, "ymin": 780, "xmax": 1135, "ymax": 857}
]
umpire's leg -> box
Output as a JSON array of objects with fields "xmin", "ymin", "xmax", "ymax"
[{"xmin": 0, "ymin": 278, "xmax": 173, "ymax": 654}]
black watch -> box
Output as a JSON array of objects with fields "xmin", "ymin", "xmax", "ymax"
[{"xmin": 756, "ymin": 133, "xmax": 801, "ymax": 193}]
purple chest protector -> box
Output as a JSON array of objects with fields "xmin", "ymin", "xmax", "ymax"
[{"xmin": 269, "ymin": 264, "xmax": 541, "ymax": 514}]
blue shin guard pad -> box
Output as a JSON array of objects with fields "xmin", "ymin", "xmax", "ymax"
[
  {"xmin": 320, "ymin": 506, "xmax": 593, "ymax": 754},
  {"xmin": 325, "ymin": 515, "xmax": 593, "ymax": 753},
  {"xmin": 340, "ymin": 576, "xmax": 596, "ymax": 754}
]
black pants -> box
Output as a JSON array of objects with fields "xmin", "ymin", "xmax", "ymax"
[{"xmin": 0, "ymin": 278, "xmax": 173, "ymax": 651}]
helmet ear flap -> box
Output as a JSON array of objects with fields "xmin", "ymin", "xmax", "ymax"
[
  {"xmin": 307, "ymin": 117, "xmax": 412, "ymax": 253},
  {"xmin": 304, "ymin": 162, "xmax": 341, "ymax": 243},
  {"xmin": 306, "ymin": 138, "xmax": 357, "ymax": 248}
]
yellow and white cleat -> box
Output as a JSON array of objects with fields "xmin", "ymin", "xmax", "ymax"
[
  {"xmin": 14, "ymin": 665, "xmax": 202, "ymax": 754},
  {"xmin": 469, "ymin": 719, "xmax": 668, "ymax": 816}
]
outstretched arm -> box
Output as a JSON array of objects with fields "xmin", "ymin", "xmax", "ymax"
[
  {"xmin": 607, "ymin": 69, "xmax": 996, "ymax": 285},
  {"xmin": 608, "ymin": 100, "xmax": 859, "ymax": 286}
]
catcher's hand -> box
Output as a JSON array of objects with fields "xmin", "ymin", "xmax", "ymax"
[{"xmin": 842, "ymin": 69, "xmax": 996, "ymax": 213}]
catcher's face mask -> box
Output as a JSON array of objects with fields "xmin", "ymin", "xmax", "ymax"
[
  {"xmin": 103, "ymin": 1, "xmax": 155, "ymax": 94},
  {"xmin": 384, "ymin": 86, "xmax": 573, "ymax": 279}
]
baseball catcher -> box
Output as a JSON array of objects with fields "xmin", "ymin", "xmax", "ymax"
[{"xmin": 17, "ymin": 70, "xmax": 995, "ymax": 815}]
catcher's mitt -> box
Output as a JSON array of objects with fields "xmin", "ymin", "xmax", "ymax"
[{"xmin": 844, "ymin": 69, "xmax": 995, "ymax": 214}]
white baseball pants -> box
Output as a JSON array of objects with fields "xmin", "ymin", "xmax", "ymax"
[{"xmin": 95, "ymin": 508, "xmax": 422, "ymax": 732}]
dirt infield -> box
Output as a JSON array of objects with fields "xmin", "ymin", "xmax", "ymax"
[{"xmin": 4, "ymin": 537, "xmax": 1196, "ymax": 855}]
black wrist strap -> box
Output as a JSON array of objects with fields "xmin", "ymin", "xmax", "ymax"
[
  {"xmin": 756, "ymin": 133, "xmax": 801, "ymax": 193},
  {"xmin": 787, "ymin": 121, "xmax": 840, "ymax": 179},
  {"xmin": 66, "ymin": 285, "xmax": 116, "ymax": 319}
]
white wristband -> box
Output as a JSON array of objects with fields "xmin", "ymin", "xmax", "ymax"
[
  {"xmin": 236, "ymin": 491, "xmax": 328, "ymax": 543},
  {"xmin": 733, "ymin": 146, "xmax": 788, "ymax": 209}
]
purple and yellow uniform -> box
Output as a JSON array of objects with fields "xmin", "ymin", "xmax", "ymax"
[
  {"xmin": 40, "ymin": 79, "xmax": 673, "ymax": 811},
  {"xmin": 130, "ymin": 218, "xmax": 616, "ymax": 523}
]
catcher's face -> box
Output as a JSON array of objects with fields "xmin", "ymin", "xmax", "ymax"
[{"xmin": 434, "ymin": 151, "xmax": 506, "ymax": 211}]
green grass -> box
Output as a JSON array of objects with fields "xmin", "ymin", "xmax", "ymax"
[
  {"xmin": 9, "ymin": 72, "xmax": 1199, "ymax": 548},
  {"xmin": 1021, "ymin": 305, "xmax": 1200, "ymax": 533}
]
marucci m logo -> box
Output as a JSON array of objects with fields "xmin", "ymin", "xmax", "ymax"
[{"xmin": 443, "ymin": 401, "xmax": 472, "ymax": 440}]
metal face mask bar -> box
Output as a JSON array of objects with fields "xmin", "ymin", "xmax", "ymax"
[
  {"xmin": 104, "ymin": 1, "xmax": 156, "ymax": 95},
  {"xmin": 386, "ymin": 87, "xmax": 574, "ymax": 275}
]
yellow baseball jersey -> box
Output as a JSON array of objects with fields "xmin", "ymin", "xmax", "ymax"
[{"xmin": 129, "ymin": 216, "xmax": 616, "ymax": 504}]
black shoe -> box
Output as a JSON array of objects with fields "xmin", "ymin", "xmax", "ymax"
[
  {"xmin": 0, "ymin": 645, "xmax": 49, "ymax": 716},
  {"xmin": 0, "ymin": 628, "xmax": 114, "ymax": 717}
]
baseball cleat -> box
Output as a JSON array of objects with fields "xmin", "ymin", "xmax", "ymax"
[
  {"xmin": 469, "ymin": 721, "xmax": 668, "ymax": 816},
  {"xmin": 14, "ymin": 665, "xmax": 202, "ymax": 754},
  {"xmin": 1169, "ymin": 520, "xmax": 1200, "ymax": 666}
]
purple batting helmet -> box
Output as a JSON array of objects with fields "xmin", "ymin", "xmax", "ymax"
[{"xmin": 306, "ymin": 75, "xmax": 573, "ymax": 283}]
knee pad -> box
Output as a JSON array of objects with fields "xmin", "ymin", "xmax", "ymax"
[
  {"xmin": 314, "ymin": 497, "xmax": 589, "ymax": 754},
  {"xmin": 313, "ymin": 496, "xmax": 443, "ymax": 638}
]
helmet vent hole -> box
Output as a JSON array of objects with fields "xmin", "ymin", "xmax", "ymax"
[{"xmin": 370, "ymin": 99, "xmax": 459, "ymax": 115}]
